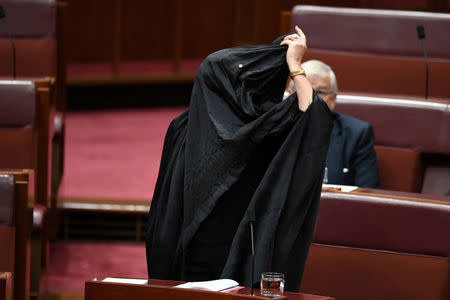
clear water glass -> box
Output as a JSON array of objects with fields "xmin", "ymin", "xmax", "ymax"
[
  {"xmin": 260, "ymin": 272, "xmax": 284, "ymax": 298},
  {"xmin": 323, "ymin": 167, "xmax": 328, "ymax": 184}
]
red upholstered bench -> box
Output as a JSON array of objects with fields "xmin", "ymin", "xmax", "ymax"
[
  {"xmin": 300, "ymin": 190, "xmax": 450, "ymax": 300},
  {"xmin": 0, "ymin": 0, "xmax": 67, "ymax": 205},
  {"xmin": 334, "ymin": 94, "xmax": 450, "ymax": 194},
  {"xmin": 0, "ymin": 79, "xmax": 56, "ymax": 297},
  {"xmin": 0, "ymin": 0, "xmax": 57, "ymax": 78},
  {"xmin": 281, "ymin": 5, "xmax": 450, "ymax": 99}
]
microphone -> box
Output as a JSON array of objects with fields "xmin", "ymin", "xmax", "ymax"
[
  {"xmin": 0, "ymin": 4, "xmax": 17, "ymax": 79},
  {"xmin": 249, "ymin": 219, "xmax": 255, "ymax": 296},
  {"xmin": 416, "ymin": 25, "xmax": 428, "ymax": 99}
]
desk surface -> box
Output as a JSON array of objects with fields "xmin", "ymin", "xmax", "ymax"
[
  {"xmin": 358, "ymin": 188, "xmax": 450, "ymax": 203},
  {"xmin": 149, "ymin": 279, "xmax": 332, "ymax": 300},
  {"xmin": 85, "ymin": 278, "xmax": 333, "ymax": 300},
  {"xmin": 322, "ymin": 186, "xmax": 450, "ymax": 205}
]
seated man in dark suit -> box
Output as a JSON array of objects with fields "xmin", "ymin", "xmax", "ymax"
[{"xmin": 285, "ymin": 59, "xmax": 380, "ymax": 188}]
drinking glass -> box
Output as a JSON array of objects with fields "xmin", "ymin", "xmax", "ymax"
[
  {"xmin": 323, "ymin": 167, "xmax": 328, "ymax": 184},
  {"xmin": 260, "ymin": 272, "xmax": 284, "ymax": 298}
]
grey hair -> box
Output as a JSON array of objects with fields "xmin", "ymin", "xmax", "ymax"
[{"xmin": 302, "ymin": 60, "xmax": 338, "ymax": 95}]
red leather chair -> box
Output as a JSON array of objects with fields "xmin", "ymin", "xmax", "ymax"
[
  {"xmin": 300, "ymin": 191, "xmax": 450, "ymax": 300},
  {"xmin": 0, "ymin": 80, "xmax": 54, "ymax": 298},
  {"xmin": 335, "ymin": 94, "xmax": 450, "ymax": 194},
  {"xmin": 0, "ymin": 0, "xmax": 67, "ymax": 209},
  {"xmin": 284, "ymin": 5, "xmax": 450, "ymax": 99}
]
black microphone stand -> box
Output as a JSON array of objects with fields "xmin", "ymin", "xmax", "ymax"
[
  {"xmin": 250, "ymin": 220, "xmax": 255, "ymax": 296},
  {"xmin": 420, "ymin": 38, "xmax": 429, "ymax": 99},
  {"xmin": 417, "ymin": 25, "xmax": 428, "ymax": 100}
]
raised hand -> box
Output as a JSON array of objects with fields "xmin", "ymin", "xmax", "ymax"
[{"xmin": 280, "ymin": 26, "xmax": 307, "ymax": 72}]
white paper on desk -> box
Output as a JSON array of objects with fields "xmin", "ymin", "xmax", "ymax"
[
  {"xmin": 102, "ymin": 277, "xmax": 148, "ymax": 285},
  {"xmin": 322, "ymin": 184, "xmax": 358, "ymax": 192},
  {"xmin": 175, "ymin": 279, "xmax": 239, "ymax": 292}
]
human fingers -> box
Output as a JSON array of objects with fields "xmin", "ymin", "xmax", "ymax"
[
  {"xmin": 283, "ymin": 35, "xmax": 296, "ymax": 42},
  {"xmin": 280, "ymin": 39, "xmax": 293, "ymax": 46},
  {"xmin": 295, "ymin": 26, "xmax": 306, "ymax": 40}
]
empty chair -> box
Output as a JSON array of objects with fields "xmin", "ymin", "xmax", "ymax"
[
  {"xmin": 282, "ymin": 5, "xmax": 450, "ymax": 98},
  {"xmin": 300, "ymin": 191, "xmax": 450, "ymax": 300},
  {"xmin": 0, "ymin": 79, "xmax": 54, "ymax": 298}
]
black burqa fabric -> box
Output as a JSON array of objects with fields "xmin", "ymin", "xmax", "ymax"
[{"xmin": 146, "ymin": 38, "xmax": 333, "ymax": 292}]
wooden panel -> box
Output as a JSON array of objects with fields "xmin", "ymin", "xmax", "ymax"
[
  {"xmin": 85, "ymin": 281, "xmax": 286, "ymax": 300},
  {"xmin": 10, "ymin": 175, "xmax": 30, "ymax": 300},
  {"xmin": 36, "ymin": 83, "xmax": 52, "ymax": 206},
  {"xmin": 64, "ymin": 0, "xmax": 450, "ymax": 66},
  {"xmin": 234, "ymin": 0, "xmax": 256, "ymax": 45},
  {"xmin": 181, "ymin": 0, "xmax": 237, "ymax": 58},
  {"xmin": 84, "ymin": 279, "xmax": 331, "ymax": 299},
  {"xmin": 252, "ymin": 1, "xmax": 283, "ymax": 44},
  {"xmin": 374, "ymin": 146, "xmax": 424, "ymax": 193},
  {"xmin": 0, "ymin": 229, "xmax": 14, "ymax": 272},
  {"xmin": 120, "ymin": 0, "xmax": 176, "ymax": 60},
  {"xmin": 0, "ymin": 130, "xmax": 35, "ymax": 169},
  {"xmin": 65, "ymin": 0, "xmax": 115, "ymax": 62}
]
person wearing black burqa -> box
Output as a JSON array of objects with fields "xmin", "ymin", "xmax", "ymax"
[{"xmin": 146, "ymin": 26, "xmax": 333, "ymax": 292}]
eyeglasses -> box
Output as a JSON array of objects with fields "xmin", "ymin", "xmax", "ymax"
[{"xmin": 316, "ymin": 90, "xmax": 332, "ymax": 99}]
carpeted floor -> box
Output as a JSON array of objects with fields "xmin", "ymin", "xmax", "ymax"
[
  {"xmin": 42, "ymin": 107, "xmax": 186, "ymax": 298},
  {"xmin": 41, "ymin": 241, "xmax": 147, "ymax": 292},
  {"xmin": 57, "ymin": 107, "xmax": 186, "ymax": 208}
]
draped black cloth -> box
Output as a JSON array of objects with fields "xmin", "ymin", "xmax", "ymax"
[{"xmin": 146, "ymin": 38, "xmax": 333, "ymax": 292}]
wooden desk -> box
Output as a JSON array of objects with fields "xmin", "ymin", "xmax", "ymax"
[
  {"xmin": 357, "ymin": 188, "xmax": 450, "ymax": 203},
  {"xmin": 323, "ymin": 186, "xmax": 450, "ymax": 204},
  {"xmin": 85, "ymin": 278, "xmax": 334, "ymax": 300}
]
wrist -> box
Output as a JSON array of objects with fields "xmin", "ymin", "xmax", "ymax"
[
  {"xmin": 288, "ymin": 63, "xmax": 303, "ymax": 73},
  {"xmin": 289, "ymin": 67, "xmax": 306, "ymax": 79}
]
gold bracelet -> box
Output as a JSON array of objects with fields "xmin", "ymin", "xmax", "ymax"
[{"xmin": 289, "ymin": 68, "xmax": 306, "ymax": 79}]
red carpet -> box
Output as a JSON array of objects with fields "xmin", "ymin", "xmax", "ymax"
[
  {"xmin": 41, "ymin": 241, "xmax": 147, "ymax": 292},
  {"xmin": 57, "ymin": 107, "xmax": 186, "ymax": 207},
  {"xmin": 47, "ymin": 108, "xmax": 185, "ymax": 295}
]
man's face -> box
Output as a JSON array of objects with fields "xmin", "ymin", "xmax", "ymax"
[{"xmin": 308, "ymin": 75, "xmax": 337, "ymax": 111}]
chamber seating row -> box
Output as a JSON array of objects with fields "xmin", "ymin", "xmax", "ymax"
[
  {"xmin": 282, "ymin": 5, "xmax": 450, "ymax": 99},
  {"xmin": 302, "ymin": 190, "xmax": 449, "ymax": 300},
  {"xmin": 0, "ymin": 0, "xmax": 67, "ymax": 200},
  {"xmin": 0, "ymin": 80, "xmax": 56, "ymax": 299},
  {"xmin": 65, "ymin": 0, "xmax": 449, "ymax": 87},
  {"xmin": 335, "ymin": 94, "xmax": 450, "ymax": 194}
]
